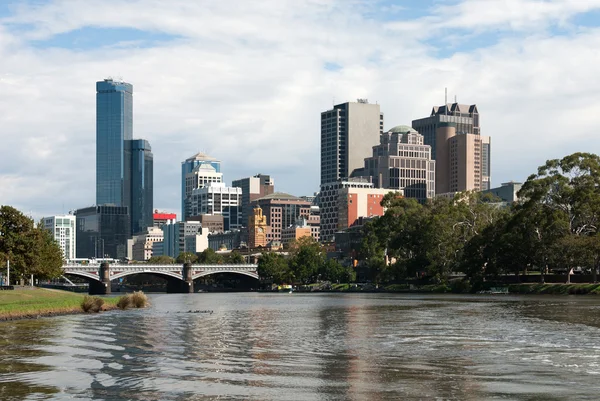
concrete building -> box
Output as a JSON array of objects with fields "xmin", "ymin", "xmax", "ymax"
[
  {"xmin": 308, "ymin": 206, "xmax": 320, "ymax": 242},
  {"xmin": 187, "ymin": 214, "xmax": 224, "ymax": 233},
  {"xmin": 184, "ymin": 229, "xmax": 210, "ymax": 254},
  {"xmin": 43, "ymin": 215, "xmax": 76, "ymax": 261},
  {"xmin": 232, "ymin": 174, "xmax": 275, "ymax": 225},
  {"xmin": 319, "ymin": 178, "xmax": 396, "ymax": 242},
  {"xmin": 251, "ymin": 193, "xmax": 311, "ymax": 243},
  {"xmin": 281, "ymin": 218, "xmax": 313, "ymax": 245},
  {"xmin": 131, "ymin": 226, "xmax": 164, "ymax": 261},
  {"xmin": 208, "ymin": 230, "xmax": 245, "ymax": 251},
  {"xmin": 321, "ymin": 100, "xmax": 384, "ymax": 185},
  {"xmin": 75, "ymin": 205, "xmax": 130, "ymax": 259},
  {"xmin": 153, "ymin": 211, "xmax": 176, "ymax": 228},
  {"xmin": 354, "ymin": 125, "xmax": 435, "ymax": 201},
  {"xmin": 188, "ymin": 183, "xmax": 242, "ymax": 231},
  {"xmin": 161, "ymin": 221, "xmax": 203, "ymax": 259},
  {"xmin": 435, "ymin": 122, "xmax": 491, "ymax": 195},
  {"xmin": 482, "ymin": 181, "xmax": 522, "ymax": 203},
  {"xmin": 181, "ymin": 152, "xmax": 221, "ymax": 220},
  {"xmin": 412, "ymin": 102, "xmax": 491, "ymax": 190}
]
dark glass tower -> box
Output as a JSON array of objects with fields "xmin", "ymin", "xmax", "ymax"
[
  {"xmin": 96, "ymin": 79, "xmax": 133, "ymax": 207},
  {"xmin": 129, "ymin": 139, "xmax": 154, "ymax": 234}
]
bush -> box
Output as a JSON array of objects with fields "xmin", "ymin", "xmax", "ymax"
[
  {"xmin": 116, "ymin": 294, "xmax": 132, "ymax": 310},
  {"xmin": 81, "ymin": 296, "xmax": 104, "ymax": 313},
  {"xmin": 130, "ymin": 291, "xmax": 149, "ymax": 308},
  {"xmin": 450, "ymin": 279, "xmax": 471, "ymax": 294}
]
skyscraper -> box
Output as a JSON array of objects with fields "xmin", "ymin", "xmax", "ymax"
[
  {"xmin": 96, "ymin": 79, "xmax": 133, "ymax": 207},
  {"xmin": 129, "ymin": 139, "xmax": 153, "ymax": 234},
  {"xmin": 232, "ymin": 174, "xmax": 275, "ymax": 225},
  {"xmin": 43, "ymin": 215, "xmax": 76, "ymax": 261},
  {"xmin": 412, "ymin": 102, "xmax": 491, "ymax": 189},
  {"xmin": 181, "ymin": 152, "xmax": 221, "ymax": 220},
  {"xmin": 320, "ymin": 100, "xmax": 383, "ymax": 185}
]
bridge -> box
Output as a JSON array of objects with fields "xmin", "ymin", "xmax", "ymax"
[{"xmin": 62, "ymin": 262, "xmax": 259, "ymax": 294}]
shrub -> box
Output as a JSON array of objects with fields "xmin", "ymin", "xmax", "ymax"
[
  {"xmin": 81, "ymin": 296, "xmax": 104, "ymax": 313},
  {"xmin": 130, "ymin": 291, "xmax": 149, "ymax": 308},
  {"xmin": 116, "ymin": 294, "xmax": 132, "ymax": 310}
]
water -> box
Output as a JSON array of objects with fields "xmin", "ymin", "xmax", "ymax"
[{"xmin": 2, "ymin": 293, "xmax": 600, "ymax": 400}]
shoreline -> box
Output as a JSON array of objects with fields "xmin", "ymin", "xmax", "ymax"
[{"xmin": 0, "ymin": 305, "xmax": 119, "ymax": 322}]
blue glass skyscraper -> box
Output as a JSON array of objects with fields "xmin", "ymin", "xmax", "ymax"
[
  {"xmin": 96, "ymin": 79, "xmax": 133, "ymax": 207},
  {"xmin": 129, "ymin": 139, "xmax": 154, "ymax": 234}
]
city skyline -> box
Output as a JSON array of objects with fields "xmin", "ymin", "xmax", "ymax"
[{"xmin": 2, "ymin": 1, "xmax": 600, "ymax": 219}]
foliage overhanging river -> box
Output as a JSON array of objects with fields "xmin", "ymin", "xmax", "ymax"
[{"xmin": 2, "ymin": 292, "xmax": 600, "ymax": 400}]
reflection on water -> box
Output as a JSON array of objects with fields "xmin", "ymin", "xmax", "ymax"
[{"xmin": 2, "ymin": 294, "xmax": 600, "ymax": 400}]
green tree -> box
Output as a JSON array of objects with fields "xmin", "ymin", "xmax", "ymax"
[
  {"xmin": 147, "ymin": 255, "xmax": 175, "ymax": 264},
  {"xmin": 176, "ymin": 252, "xmax": 198, "ymax": 264},
  {"xmin": 197, "ymin": 248, "xmax": 224, "ymax": 264},
  {"xmin": 257, "ymin": 252, "xmax": 291, "ymax": 284},
  {"xmin": 288, "ymin": 236, "xmax": 324, "ymax": 284},
  {"xmin": 224, "ymin": 251, "xmax": 245, "ymax": 264}
]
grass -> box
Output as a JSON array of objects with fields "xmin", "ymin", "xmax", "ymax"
[
  {"xmin": 116, "ymin": 291, "xmax": 149, "ymax": 310},
  {"xmin": 0, "ymin": 288, "xmax": 120, "ymax": 320},
  {"xmin": 508, "ymin": 283, "xmax": 600, "ymax": 295}
]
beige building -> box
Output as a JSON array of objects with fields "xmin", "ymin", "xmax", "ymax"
[
  {"xmin": 435, "ymin": 122, "xmax": 491, "ymax": 194},
  {"xmin": 354, "ymin": 125, "xmax": 435, "ymax": 201},
  {"xmin": 321, "ymin": 100, "xmax": 384, "ymax": 185},
  {"xmin": 281, "ymin": 221, "xmax": 313, "ymax": 245},
  {"xmin": 319, "ymin": 178, "xmax": 397, "ymax": 242},
  {"xmin": 131, "ymin": 226, "xmax": 164, "ymax": 261}
]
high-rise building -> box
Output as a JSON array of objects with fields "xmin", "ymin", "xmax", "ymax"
[
  {"xmin": 232, "ymin": 174, "xmax": 275, "ymax": 225},
  {"xmin": 96, "ymin": 79, "xmax": 153, "ymax": 235},
  {"xmin": 435, "ymin": 122, "xmax": 491, "ymax": 195},
  {"xmin": 131, "ymin": 226, "xmax": 163, "ymax": 261},
  {"xmin": 129, "ymin": 139, "xmax": 153, "ymax": 234},
  {"xmin": 321, "ymin": 100, "xmax": 384, "ymax": 185},
  {"xmin": 96, "ymin": 79, "xmax": 133, "ymax": 207},
  {"xmin": 354, "ymin": 125, "xmax": 435, "ymax": 201},
  {"xmin": 188, "ymin": 183, "xmax": 243, "ymax": 231},
  {"xmin": 75, "ymin": 205, "xmax": 130, "ymax": 259},
  {"xmin": 251, "ymin": 193, "xmax": 311, "ymax": 243},
  {"xmin": 412, "ymin": 102, "xmax": 491, "ymax": 189},
  {"xmin": 43, "ymin": 215, "xmax": 76, "ymax": 261},
  {"xmin": 181, "ymin": 152, "xmax": 221, "ymax": 220},
  {"xmin": 319, "ymin": 178, "xmax": 397, "ymax": 242},
  {"xmin": 160, "ymin": 221, "xmax": 203, "ymax": 259}
]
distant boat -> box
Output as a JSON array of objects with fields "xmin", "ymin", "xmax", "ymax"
[{"xmin": 277, "ymin": 284, "xmax": 292, "ymax": 293}]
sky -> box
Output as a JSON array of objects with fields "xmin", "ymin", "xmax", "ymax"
[{"xmin": 2, "ymin": 0, "xmax": 600, "ymax": 220}]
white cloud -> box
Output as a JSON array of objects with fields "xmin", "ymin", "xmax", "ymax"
[{"xmin": 0, "ymin": 0, "xmax": 600, "ymax": 219}]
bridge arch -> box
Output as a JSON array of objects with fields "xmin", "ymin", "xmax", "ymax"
[
  {"xmin": 63, "ymin": 271, "xmax": 102, "ymax": 282},
  {"xmin": 110, "ymin": 270, "xmax": 183, "ymax": 282},
  {"xmin": 192, "ymin": 270, "xmax": 259, "ymax": 280}
]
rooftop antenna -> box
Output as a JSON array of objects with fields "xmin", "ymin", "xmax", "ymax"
[{"xmin": 444, "ymin": 88, "xmax": 448, "ymax": 115}]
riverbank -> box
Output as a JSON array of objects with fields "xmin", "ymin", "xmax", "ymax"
[{"xmin": 0, "ymin": 288, "xmax": 120, "ymax": 321}]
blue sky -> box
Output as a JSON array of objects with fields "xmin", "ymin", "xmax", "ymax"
[{"xmin": 1, "ymin": 0, "xmax": 600, "ymax": 219}]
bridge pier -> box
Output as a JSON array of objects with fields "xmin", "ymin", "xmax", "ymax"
[
  {"xmin": 89, "ymin": 262, "xmax": 111, "ymax": 295},
  {"xmin": 166, "ymin": 263, "xmax": 194, "ymax": 294}
]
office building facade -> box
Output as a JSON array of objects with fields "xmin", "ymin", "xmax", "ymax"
[
  {"xmin": 43, "ymin": 215, "xmax": 76, "ymax": 261},
  {"xmin": 181, "ymin": 152, "xmax": 222, "ymax": 220},
  {"xmin": 129, "ymin": 139, "xmax": 153, "ymax": 234},
  {"xmin": 251, "ymin": 193, "xmax": 311, "ymax": 243},
  {"xmin": 412, "ymin": 102, "xmax": 490, "ymax": 189},
  {"xmin": 232, "ymin": 174, "xmax": 275, "ymax": 225},
  {"xmin": 321, "ymin": 100, "xmax": 384, "ymax": 185},
  {"xmin": 188, "ymin": 183, "xmax": 243, "ymax": 231},
  {"xmin": 75, "ymin": 205, "xmax": 130, "ymax": 259},
  {"xmin": 319, "ymin": 179, "xmax": 395, "ymax": 242},
  {"xmin": 355, "ymin": 125, "xmax": 435, "ymax": 201}
]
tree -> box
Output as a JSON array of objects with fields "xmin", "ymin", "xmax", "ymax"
[
  {"xmin": 176, "ymin": 252, "xmax": 198, "ymax": 264},
  {"xmin": 147, "ymin": 255, "xmax": 175, "ymax": 264},
  {"xmin": 197, "ymin": 248, "xmax": 224, "ymax": 264},
  {"xmin": 257, "ymin": 252, "xmax": 291, "ymax": 284},
  {"xmin": 224, "ymin": 251, "xmax": 245, "ymax": 264},
  {"xmin": 288, "ymin": 236, "xmax": 325, "ymax": 284}
]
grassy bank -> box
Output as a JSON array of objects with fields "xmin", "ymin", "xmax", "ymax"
[
  {"xmin": 507, "ymin": 283, "xmax": 600, "ymax": 295},
  {"xmin": 0, "ymin": 288, "xmax": 120, "ymax": 320}
]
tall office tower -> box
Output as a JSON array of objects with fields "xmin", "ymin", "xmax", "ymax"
[
  {"xmin": 435, "ymin": 122, "xmax": 491, "ymax": 195},
  {"xmin": 43, "ymin": 215, "xmax": 76, "ymax": 261},
  {"xmin": 412, "ymin": 102, "xmax": 490, "ymax": 189},
  {"xmin": 129, "ymin": 139, "xmax": 153, "ymax": 234},
  {"xmin": 160, "ymin": 220, "xmax": 203, "ymax": 259},
  {"xmin": 321, "ymin": 100, "xmax": 384, "ymax": 185},
  {"xmin": 354, "ymin": 125, "xmax": 435, "ymax": 202},
  {"xmin": 181, "ymin": 153, "xmax": 222, "ymax": 220},
  {"xmin": 96, "ymin": 78, "xmax": 133, "ymax": 207},
  {"xmin": 232, "ymin": 174, "xmax": 275, "ymax": 225},
  {"xmin": 319, "ymin": 178, "xmax": 395, "ymax": 242},
  {"xmin": 75, "ymin": 205, "xmax": 130, "ymax": 259}
]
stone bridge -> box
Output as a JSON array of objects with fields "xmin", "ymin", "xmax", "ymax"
[{"xmin": 62, "ymin": 262, "xmax": 259, "ymax": 294}]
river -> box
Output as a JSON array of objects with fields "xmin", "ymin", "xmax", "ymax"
[{"xmin": 2, "ymin": 293, "xmax": 600, "ymax": 400}]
